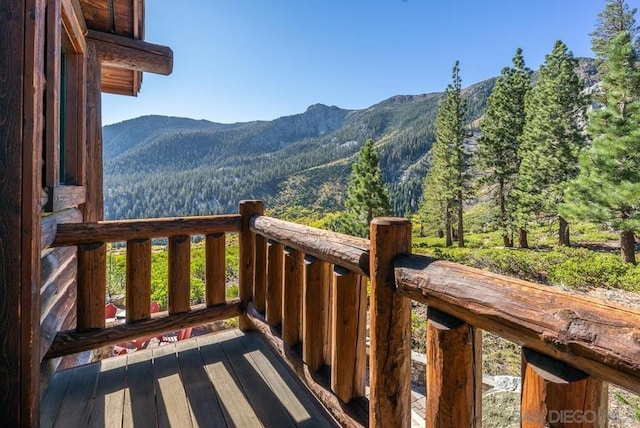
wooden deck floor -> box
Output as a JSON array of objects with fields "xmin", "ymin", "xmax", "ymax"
[{"xmin": 41, "ymin": 329, "xmax": 338, "ymax": 427}]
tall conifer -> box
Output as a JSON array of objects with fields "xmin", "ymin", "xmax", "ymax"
[
  {"xmin": 419, "ymin": 61, "xmax": 469, "ymax": 247},
  {"xmin": 514, "ymin": 41, "xmax": 586, "ymax": 246},
  {"xmin": 476, "ymin": 48, "xmax": 532, "ymax": 247},
  {"xmin": 561, "ymin": 32, "xmax": 640, "ymax": 264}
]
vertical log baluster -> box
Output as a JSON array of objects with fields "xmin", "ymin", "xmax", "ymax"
[
  {"xmin": 369, "ymin": 217, "xmax": 412, "ymax": 428},
  {"xmin": 282, "ymin": 247, "xmax": 303, "ymax": 346},
  {"xmin": 331, "ymin": 266, "xmax": 367, "ymax": 403},
  {"xmin": 266, "ymin": 240, "xmax": 284, "ymax": 327},
  {"xmin": 254, "ymin": 234, "xmax": 267, "ymax": 314},
  {"xmin": 126, "ymin": 239, "xmax": 151, "ymax": 323},
  {"xmin": 425, "ymin": 307, "xmax": 482, "ymax": 428},
  {"xmin": 322, "ymin": 262, "xmax": 333, "ymax": 366},
  {"xmin": 521, "ymin": 348, "xmax": 608, "ymax": 428},
  {"xmin": 303, "ymin": 256, "xmax": 330, "ymax": 371},
  {"xmin": 205, "ymin": 232, "xmax": 225, "ymax": 306},
  {"xmin": 239, "ymin": 200, "xmax": 263, "ymax": 330},
  {"xmin": 168, "ymin": 235, "xmax": 191, "ymax": 315},
  {"xmin": 76, "ymin": 242, "xmax": 106, "ymax": 331}
]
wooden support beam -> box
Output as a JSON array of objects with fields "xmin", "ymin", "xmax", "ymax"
[
  {"xmin": 238, "ymin": 200, "xmax": 263, "ymax": 330},
  {"xmin": 251, "ymin": 215, "xmax": 370, "ymax": 276},
  {"xmin": 61, "ymin": 0, "xmax": 87, "ymax": 53},
  {"xmin": 282, "ymin": 248, "xmax": 303, "ymax": 346},
  {"xmin": 425, "ymin": 308, "xmax": 482, "ymax": 428},
  {"xmin": 126, "ymin": 239, "xmax": 151, "ymax": 323},
  {"xmin": 45, "ymin": 0, "xmax": 61, "ymax": 188},
  {"xmin": 0, "ymin": 0, "xmax": 46, "ymax": 424},
  {"xmin": 84, "ymin": 41, "xmax": 103, "ymax": 222},
  {"xmin": 521, "ymin": 348, "xmax": 608, "ymax": 428},
  {"xmin": 253, "ymin": 234, "xmax": 267, "ymax": 314},
  {"xmin": 53, "ymin": 214, "xmax": 241, "ymax": 246},
  {"xmin": 87, "ymin": 29, "xmax": 173, "ymax": 75},
  {"xmin": 205, "ymin": 233, "xmax": 225, "ymax": 306},
  {"xmin": 369, "ymin": 217, "xmax": 412, "ymax": 428},
  {"xmin": 303, "ymin": 256, "xmax": 330, "ymax": 372},
  {"xmin": 76, "ymin": 243, "xmax": 106, "ymax": 331},
  {"xmin": 46, "ymin": 300, "xmax": 242, "ymax": 358},
  {"xmin": 266, "ymin": 241, "xmax": 284, "ymax": 327},
  {"xmin": 331, "ymin": 267, "xmax": 367, "ymax": 403},
  {"xmin": 169, "ymin": 235, "xmax": 191, "ymax": 314},
  {"xmin": 394, "ymin": 254, "xmax": 640, "ymax": 394}
]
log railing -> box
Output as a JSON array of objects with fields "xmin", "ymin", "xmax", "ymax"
[
  {"xmin": 45, "ymin": 214, "xmax": 242, "ymax": 358},
  {"xmin": 43, "ymin": 200, "xmax": 640, "ymax": 427},
  {"xmin": 241, "ymin": 201, "xmax": 640, "ymax": 428}
]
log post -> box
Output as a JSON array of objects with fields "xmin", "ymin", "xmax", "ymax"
[
  {"xmin": 168, "ymin": 235, "xmax": 191, "ymax": 314},
  {"xmin": 425, "ymin": 307, "xmax": 482, "ymax": 428},
  {"xmin": 126, "ymin": 239, "xmax": 151, "ymax": 322},
  {"xmin": 282, "ymin": 247, "xmax": 303, "ymax": 346},
  {"xmin": 239, "ymin": 200, "xmax": 263, "ymax": 330},
  {"xmin": 331, "ymin": 267, "xmax": 367, "ymax": 403},
  {"xmin": 303, "ymin": 256, "xmax": 330, "ymax": 371},
  {"xmin": 369, "ymin": 217, "xmax": 412, "ymax": 428},
  {"xmin": 521, "ymin": 348, "xmax": 608, "ymax": 428},
  {"xmin": 266, "ymin": 240, "xmax": 284, "ymax": 327},
  {"xmin": 76, "ymin": 242, "xmax": 107, "ymax": 331},
  {"xmin": 254, "ymin": 234, "xmax": 267, "ymax": 313},
  {"xmin": 205, "ymin": 233, "xmax": 225, "ymax": 306}
]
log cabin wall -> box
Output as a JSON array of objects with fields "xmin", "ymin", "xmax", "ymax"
[{"xmin": 0, "ymin": 0, "xmax": 170, "ymax": 422}]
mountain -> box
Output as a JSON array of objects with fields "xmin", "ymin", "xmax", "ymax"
[{"xmin": 103, "ymin": 58, "xmax": 597, "ymax": 221}]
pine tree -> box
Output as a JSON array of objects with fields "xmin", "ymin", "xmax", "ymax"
[
  {"xmin": 419, "ymin": 61, "xmax": 469, "ymax": 247},
  {"xmin": 561, "ymin": 32, "xmax": 640, "ymax": 264},
  {"xmin": 591, "ymin": 0, "xmax": 640, "ymax": 62},
  {"xmin": 514, "ymin": 40, "xmax": 587, "ymax": 247},
  {"xmin": 330, "ymin": 139, "xmax": 391, "ymax": 237},
  {"xmin": 476, "ymin": 48, "xmax": 532, "ymax": 247}
]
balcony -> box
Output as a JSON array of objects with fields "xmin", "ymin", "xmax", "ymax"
[{"xmin": 40, "ymin": 201, "xmax": 640, "ymax": 427}]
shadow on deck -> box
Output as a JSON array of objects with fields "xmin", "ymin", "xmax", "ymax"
[{"xmin": 41, "ymin": 329, "xmax": 338, "ymax": 427}]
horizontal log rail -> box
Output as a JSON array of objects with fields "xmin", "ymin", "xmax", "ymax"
[
  {"xmin": 250, "ymin": 215, "xmax": 370, "ymax": 276},
  {"xmin": 394, "ymin": 254, "xmax": 640, "ymax": 396},
  {"xmin": 46, "ymin": 300, "xmax": 241, "ymax": 358},
  {"xmin": 52, "ymin": 214, "xmax": 241, "ymax": 246}
]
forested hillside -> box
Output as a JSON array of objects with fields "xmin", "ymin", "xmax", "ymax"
[{"xmin": 103, "ymin": 59, "xmax": 595, "ymax": 220}]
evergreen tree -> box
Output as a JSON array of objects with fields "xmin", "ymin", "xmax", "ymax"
[
  {"xmin": 419, "ymin": 61, "xmax": 469, "ymax": 247},
  {"xmin": 514, "ymin": 40, "xmax": 587, "ymax": 247},
  {"xmin": 330, "ymin": 139, "xmax": 391, "ymax": 237},
  {"xmin": 591, "ymin": 0, "xmax": 640, "ymax": 62},
  {"xmin": 561, "ymin": 32, "xmax": 640, "ymax": 264},
  {"xmin": 476, "ymin": 48, "xmax": 532, "ymax": 247}
]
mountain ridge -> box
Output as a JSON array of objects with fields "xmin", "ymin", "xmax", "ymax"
[{"xmin": 103, "ymin": 58, "xmax": 596, "ymax": 220}]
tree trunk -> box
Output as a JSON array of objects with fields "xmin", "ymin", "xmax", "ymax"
[
  {"xmin": 457, "ymin": 190, "xmax": 464, "ymax": 248},
  {"xmin": 445, "ymin": 206, "xmax": 453, "ymax": 247},
  {"xmin": 558, "ymin": 216, "xmax": 570, "ymax": 247},
  {"xmin": 499, "ymin": 180, "xmax": 512, "ymax": 247},
  {"xmin": 621, "ymin": 230, "xmax": 636, "ymax": 264},
  {"xmin": 519, "ymin": 228, "xmax": 529, "ymax": 249}
]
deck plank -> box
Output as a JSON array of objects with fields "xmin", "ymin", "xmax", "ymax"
[
  {"xmin": 88, "ymin": 355, "xmax": 128, "ymax": 428},
  {"xmin": 197, "ymin": 333, "xmax": 264, "ymax": 427},
  {"xmin": 240, "ymin": 331, "xmax": 337, "ymax": 427},
  {"xmin": 41, "ymin": 329, "xmax": 338, "ymax": 428},
  {"xmin": 175, "ymin": 340, "xmax": 229, "ymax": 427},
  {"xmin": 41, "ymin": 369, "xmax": 72, "ymax": 427},
  {"xmin": 122, "ymin": 349, "xmax": 157, "ymax": 428},
  {"xmin": 219, "ymin": 330, "xmax": 298, "ymax": 427},
  {"xmin": 53, "ymin": 362, "xmax": 100, "ymax": 427},
  {"xmin": 153, "ymin": 344, "xmax": 194, "ymax": 428}
]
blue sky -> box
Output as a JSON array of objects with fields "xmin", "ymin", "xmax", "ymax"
[{"xmin": 101, "ymin": 1, "xmax": 622, "ymax": 125}]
